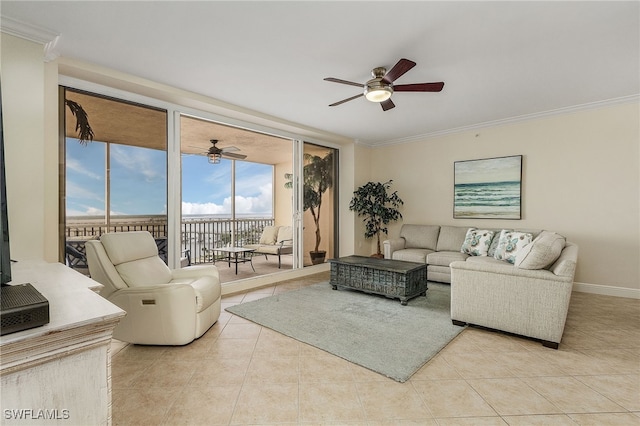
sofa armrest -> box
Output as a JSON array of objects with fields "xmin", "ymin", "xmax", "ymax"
[
  {"xmin": 278, "ymin": 238, "xmax": 293, "ymax": 248},
  {"xmin": 383, "ymin": 237, "xmax": 406, "ymax": 259},
  {"xmin": 277, "ymin": 239, "xmax": 293, "ymax": 255},
  {"xmin": 550, "ymin": 242, "xmax": 578, "ymax": 278},
  {"xmin": 172, "ymin": 264, "xmax": 220, "ymax": 281}
]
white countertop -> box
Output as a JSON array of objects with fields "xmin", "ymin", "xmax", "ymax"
[{"xmin": 1, "ymin": 261, "xmax": 125, "ymax": 368}]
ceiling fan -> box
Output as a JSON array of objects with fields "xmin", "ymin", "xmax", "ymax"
[
  {"xmin": 206, "ymin": 139, "xmax": 246, "ymax": 164},
  {"xmin": 324, "ymin": 58, "xmax": 444, "ymax": 111}
]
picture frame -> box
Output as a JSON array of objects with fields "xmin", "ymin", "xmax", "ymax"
[{"xmin": 454, "ymin": 155, "xmax": 522, "ymax": 219}]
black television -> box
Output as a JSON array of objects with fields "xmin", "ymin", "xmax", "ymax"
[{"xmin": 0, "ymin": 82, "xmax": 11, "ymax": 286}]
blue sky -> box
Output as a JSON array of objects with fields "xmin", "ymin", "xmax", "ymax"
[
  {"xmin": 66, "ymin": 139, "xmax": 273, "ymax": 217},
  {"xmin": 181, "ymin": 155, "xmax": 273, "ymax": 217}
]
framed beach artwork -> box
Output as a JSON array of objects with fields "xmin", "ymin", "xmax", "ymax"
[{"xmin": 454, "ymin": 155, "xmax": 522, "ymax": 219}]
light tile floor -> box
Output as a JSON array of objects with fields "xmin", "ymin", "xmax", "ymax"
[{"xmin": 110, "ymin": 272, "xmax": 640, "ymax": 425}]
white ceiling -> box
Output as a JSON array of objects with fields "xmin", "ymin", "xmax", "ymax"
[{"xmin": 2, "ymin": 1, "xmax": 639, "ymax": 146}]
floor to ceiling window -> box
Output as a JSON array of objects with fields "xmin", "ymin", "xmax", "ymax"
[
  {"xmin": 61, "ymin": 88, "xmax": 168, "ymax": 271},
  {"xmin": 59, "ymin": 86, "xmax": 339, "ymax": 281}
]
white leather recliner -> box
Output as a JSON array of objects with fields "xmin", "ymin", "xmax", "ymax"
[{"xmin": 85, "ymin": 231, "xmax": 221, "ymax": 345}]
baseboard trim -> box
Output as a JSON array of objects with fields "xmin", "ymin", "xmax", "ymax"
[{"xmin": 573, "ymin": 281, "xmax": 640, "ymax": 299}]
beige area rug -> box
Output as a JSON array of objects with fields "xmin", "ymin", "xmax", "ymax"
[{"xmin": 226, "ymin": 281, "xmax": 465, "ymax": 382}]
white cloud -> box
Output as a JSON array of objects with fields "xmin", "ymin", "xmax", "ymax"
[
  {"xmin": 181, "ymin": 201, "xmax": 228, "ymax": 215},
  {"xmin": 66, "ymin": 181, "xmax": 103, "ymax": 202},
  {"xmin": 231, "ymin": 183, "xmax": 273, "ymax": 215},
  {"xmin": 66, "ymin": 157, "xmax": 102, "ymax": 180},
  {"xmin": 66, "ymin": 206, "xmax": 105, "ymax": 216},
  {"xmin": 182, "ymin": 183, "xmax": 272, "ymax": 216},
  {"xmin": 111, "ymin": 145, "xmax": 163, "ymax": 182}
]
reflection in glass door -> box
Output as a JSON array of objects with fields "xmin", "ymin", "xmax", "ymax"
[{"xmin": 301, "ymin": 142, "xmax": 337, "ymax": 266}]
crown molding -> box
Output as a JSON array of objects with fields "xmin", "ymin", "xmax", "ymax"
[
  {"xmin": 365, "ymin": 94, "xmax": 640, "ymax": 148},
  {"xmin": 1, "ymin": 16, "xmax": 60, "ymax": 61}
]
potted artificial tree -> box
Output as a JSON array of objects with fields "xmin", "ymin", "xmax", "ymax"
[
  {"xmin": 285, "ymin": 152, "xmax": 334, "ymax": 264},
  {"xmin": 349, "ymin": 180, "xmax": 404, "ymax": 258}
]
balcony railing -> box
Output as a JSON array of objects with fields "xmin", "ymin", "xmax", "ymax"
[
  {"xmin": 181, "ymin": 218, "xmax": 274, "ymax": 264},
  {"xmin": 65, "ymin": 216, "xmax": 275, "ymax": 270}
]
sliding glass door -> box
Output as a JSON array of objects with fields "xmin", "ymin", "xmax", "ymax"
[{"xmin": 179, "ymin": 115, "xmax": 292, "ymax": 279}]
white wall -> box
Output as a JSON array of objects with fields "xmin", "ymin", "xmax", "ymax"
[
  {"xmin": 274, "ymin": 160, "xmax": 293, "ymax": 227},
  {"xmin": 348, "ymin": 143, "xmax": 375, "ymax": 256},
  {"xmin": 365, "ymin": 102, "xmax": 639, "ymax": 294},
  {"xmin": 0, "ymin": 34, "xmax": 58, "ymax": 262}
]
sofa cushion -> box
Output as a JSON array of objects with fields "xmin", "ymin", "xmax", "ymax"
[
  {"xmin": 276, "ymin": 226, "xmax": 293, "ymax": 243},
  {"xmin": 461, "ymin": 228, "xmax": 495, "ymax": 256},
  {"xmin": 427, "ymin": 265, "xmax": 453, "ymax": 284},
  {"xmin": 493, "ymin": 230, "xmax": 533, "ymax": 264},
  {"xmin": 259, "ymin": 226, "xmax": 280, "ymax": 244},
  {"xmin": 436, "ymin": 226, "xmax": 469, "ymax": 252},
  {"xmin": 427, "ymin": 251, "xmax": 469, "ymax": 267},
  {"xmin": 392, "ymin": 248, "xmax": 433, "ymax": 263},
  {"xmin": 514, "ymin": 231, "xmax": 566, "ymax": 270},
  {"xmin": 400, "ymin": 224, "xmax": 440, "ymax": 250},
  {"xmin": 466, "ymin": 255, "xmax": 513, "ymax": 268}
]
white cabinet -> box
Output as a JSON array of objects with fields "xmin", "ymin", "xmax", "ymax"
[{"xmin": 1, "ymin": 262, "xmax": 125, "ymax": 425}]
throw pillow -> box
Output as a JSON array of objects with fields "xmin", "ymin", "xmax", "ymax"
[
  {"xmin": 259, "ymin": 226, "xmax": 279, "ymax": 245},
  {"xmin": 460, "ymin": 228, "xmax": 495, "ymax": 256},
  {"xmin": 487, "ymin": 228, "xmax": 505, "ymax": 257},
  {"xmin": 515, "ymin": 231, "xmax": 566, "ymax": 270},
  {"xmin": 493, "ymin": 230, "xmax": 533, "ymax": 264}
]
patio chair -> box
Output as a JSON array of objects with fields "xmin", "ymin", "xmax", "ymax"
[
  {"xmin": 85, "ymin": 231, "xmax": 221, "ymax": 345},
  {"xmin": 244, "ymin": 225, "xmax": 293, "ymax": 268}
]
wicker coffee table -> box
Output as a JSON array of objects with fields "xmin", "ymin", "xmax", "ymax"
[{"xmin": 329, "ymin": 255, "xmax": 427, "ymax": 305}]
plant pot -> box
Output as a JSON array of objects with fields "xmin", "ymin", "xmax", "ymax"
[{"xmin": 310, "ymin": 250, "xmax": 326, "ymax": 265}]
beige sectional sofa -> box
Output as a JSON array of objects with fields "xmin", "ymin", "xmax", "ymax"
[{"xmin": 383, "ymin": 224, "xmax": 578, "ymax": 348}]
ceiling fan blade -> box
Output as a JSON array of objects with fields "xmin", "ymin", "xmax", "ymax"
[
  {"xmin": 380, "ymin": 98, "xmax": 395, "ymax": 111},
  {"xmin": 221, "ymin": 146, "xmax": 240, "ymax": 153},
  {"xmin": 382, "ymin": 58, "xmax": 416, "ymax": 84},
  {"xmin": 393, "ymin": 82, "xmax": 445, "ymax": 92},
  {"xmin": 329, "ymin": 93, "xmax": 364, "ymax": 107},
  {"xmin": 222, "ymin": 152, "xmax": 247, "ymax": 160},
  {"xmin": 324, "ymin": 77, "xmax": 364, "ymax": 88}
]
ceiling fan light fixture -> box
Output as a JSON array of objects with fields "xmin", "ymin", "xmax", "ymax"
[
  {"xmin": 364, "ymin": 86, "xmax": 393, "ymax": 102},
  {"xmin": 208, "ymin": 152, "xmax": 221, "ymax": 164},
  {"xmin": 208, "ymin": 139, "xmax": 222, "ymax": 164},
  {"xmin": 364, "ymin": 77, "xmax": 393, "ymax": 102}
]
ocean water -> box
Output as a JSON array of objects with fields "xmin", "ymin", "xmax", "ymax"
[{"xmin": 454, "ymin": 180, "xmax": 521, "ymax": 219}]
